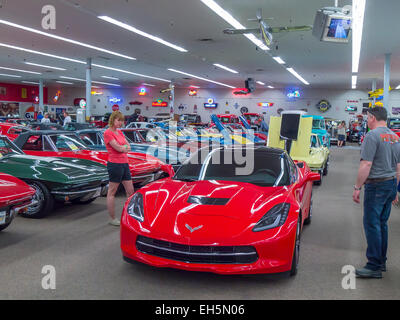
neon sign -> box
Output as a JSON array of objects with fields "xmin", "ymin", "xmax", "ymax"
[
  {"xmin": 204, "ymin": 98, "xmax": 218, "ymax": 108},
  {"xmin": 189, "ymin": 89, "xmax": 197, "ymax": 96},
  {"xmin": 152, "ymin": 99, "xmax": 168, "ymax": 107},
  {"xmin": 138, "ymin": 88, "xmax": 147, "ymax": 96},
  {"xmin": 109, "ymin": 97, "xmax": 122, "ymax": 103},
  {"xmin": 53, "ymin": 90, "xmax": 61, "ymax": 103},
  {"xmin": 287, "ymin": 90, "xmax": 300, "ymax": 99},
  {"xmin": 257, "ymin": 102, "xmax": 274, "ymax": 107}
]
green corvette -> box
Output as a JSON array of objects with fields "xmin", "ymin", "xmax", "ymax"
[{"xmin": 0, "ymin": 136, "xmax": 109, "ymax": 218}]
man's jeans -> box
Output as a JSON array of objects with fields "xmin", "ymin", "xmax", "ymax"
[{"xmin": 363, "ymin": 179, "xmax": 397, "ymax": 271}]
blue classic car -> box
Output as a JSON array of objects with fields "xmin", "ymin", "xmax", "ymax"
[
  {"xmin": 76, "ymin": 128, "xmax": 189, "ymax": 168},
  {"xmin": 303, "ymin": 115, "xmax": 330, "ymax": 147}
]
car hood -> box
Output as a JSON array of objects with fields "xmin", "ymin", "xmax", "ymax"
[
  {"xmin": 0, "ymin": 154, "xmax": 108, "ymax": 183},
  {"xmin": 0, "ymin": 173, "xmax": 35, "ymax": 207},
  {"xmin": 136, "ymin": 179, "xmax": 290, "ymax": 242}
]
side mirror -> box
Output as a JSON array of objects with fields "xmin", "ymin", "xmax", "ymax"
[
  {"xmin": 296, "ymin": 162, "xmax": 304, "ymax": 168},
  {"xmin": 308, "ymin": 172, "xmax": 321, "ymax": 182}
]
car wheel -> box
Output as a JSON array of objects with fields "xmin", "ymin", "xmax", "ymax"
[
  {"xmin": 290, "ymin": 216, "xmax": 302, "ymax": 276},
  {"xmin": 304, "ymin": 197, "xmax": 313, "ymax": 225},
  {"xmin": 0, "ymin": 221, "xmax": 11, "ymax": 232},
  {"xmin": 314, "ymin": 171, "xmax": 323, "ymax": 185},
  {"xmin": 323, "ymin": 158, "xmax": 329, "ymax": 176},
  {"xmin": 20, "ymin": 181, "xmax": 54, "ymax": 219},
  {"xmin": 71, "ymin": 198, "xmax": 97, "ymax": 205}
]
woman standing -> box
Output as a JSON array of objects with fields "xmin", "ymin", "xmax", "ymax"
[
  {"xmin": 103, "ymin": 111, "xmax": 134, "ymax": 226},
  {"xmin": 337, "ymin": 121, "xmax": 346, "ymax": 147}
]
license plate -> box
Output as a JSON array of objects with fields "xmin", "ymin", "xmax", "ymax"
[
  {"xmin": 0, "ymin": 211, "xmax": 6, "ymax": 225},
  {"xmin": 91, "ymin": 188, "xmax": 101, "ymax": 199}
]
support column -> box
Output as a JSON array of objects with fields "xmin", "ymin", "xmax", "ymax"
[
  {"xmin": 86, "ymin": 58, "xmax": 92, "ymax": 120},
  {"xmin": 39, "ymin": 79, "xmax": 44, "ymax": 112},
  {"xmin": 372, "ymin": 78, "xmax": 377, "ymax": 106},
  {"xmin": 383, "ymin": 53, "xmax": 391, "ymax": 113},
  {"xmin": 169, "ymin": 82, "xmax": 175, "ymax": 119}
]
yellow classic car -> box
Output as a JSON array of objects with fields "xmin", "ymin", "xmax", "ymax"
[{"xmin": 267, "ymin": 116, "xmax": 330, "ymax": 185}]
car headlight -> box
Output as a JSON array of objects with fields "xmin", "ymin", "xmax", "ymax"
[
  {"xmin": 127, "ymin": 193, "xmax": 144, "ymax": 222},
  {"xmin": 252, "ymin": 203, "xmax": 290, "ymax": 232}
]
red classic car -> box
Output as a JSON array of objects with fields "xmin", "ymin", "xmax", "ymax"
[
  {"xmin": 209, "ymin": 114, "xmax": 239, "ymax": 127},
  {"xmin": 0, "ymin": 173, "xmax": 36, "ymax": 231},
  {"xmin": 121, "ymin": 146, "xmax": 320, "ymax": 275},
  {"xmin": 0, "ymin": 123, "xmax": 30, "ymax": 141},
  {"xmin": 242, "ymin": 113, "xmax": 264, "ymax": 127},
  {"xmin": 13, "ymin": 130, "xmax": 174, "ymax": 186}
]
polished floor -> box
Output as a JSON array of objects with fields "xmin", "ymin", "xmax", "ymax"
[{"xmin": 1, "ymin": 145, "xmax": 400, "ymax": 300}]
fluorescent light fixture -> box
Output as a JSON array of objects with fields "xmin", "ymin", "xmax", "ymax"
[
  {"xmin": 352, "ymin": 0, "xmax": 366, "ymax": 73},
  {"xmin": 168, "ymin": 68, "xmax": 235, "ymax": 88},
  {"xmin": 0, "ymin": 73, "xmax": 21, "ymax": 78},
  {"xmin": 98, "ymin": 16, "xmax": 188, "ymax": 53},
  {"xmin": 101, "ymin": 75, "xmax": 120, "ymax": 80},
  {"xmin": 93, "ymin": 64, "xmax": 171, "ymax": 83},
  {"xmin": 0, "ymin": 66, "xmax": 41, "ymax": 75},
  {"xmin": 213, "ymin": 63, "xmax": 238, "ymax": 74},
  {"xmin": 56, "ymin": 81, "xmax": 74, "ymax": 85},
  {"xmin": 0, "ymin": 19, "xmax": 136, "ymax": 60},
  {"xmin": 256, "ymin": 81, "xmax": 265, "ymax": 85},
  {"xmin": 24, "ymin": 62, "xmax": 66, "ymax": 71},
  {"xmin": 267, "ymin": 85, "xmax": 274, "ymax": 89},
  {"xmin": 142, "ymin": 83, "xmax": 155, "ymax": 87},
  {"xmin": 60, "ymin": 76, "xmax": 121, "ymax": 87},
  {"xmin": 286, "ymin": 67, "xmax": 310, "ymax": 85},
  {"xmin": 352, "ymin": 75, "xmax": 357, "ymax": 89},
  {"xmin": 273, "ymin": 56, "xmax": 286, "ymax": 64},
  {"xmin": 396, "ymin": 85, "xmax": 400, "ymax": 90},
  {"xmin": 200, "ymin": 0, "xmax": 269, "ymax": 51},
  {"xmin": 0, "ymin": 42, "xmax": 85, "ymax": 64},
  {"xmin": 190, "ymin": 85, "xmax": 200, "ymax": 88},
  {"xmin": 21, "ymin": 81, "xmax": 40, "ymax": 85}
]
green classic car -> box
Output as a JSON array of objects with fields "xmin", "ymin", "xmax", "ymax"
[{"xmin": 0, "ymin": 136, "xmax": 109, "ymax": 218}]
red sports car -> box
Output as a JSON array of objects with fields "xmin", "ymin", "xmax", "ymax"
[
  {"xmin": 13, "ymin": 130, "xmax": 174, "ymax": 186},
  {"xmin": 121, "ymin": 146, "xmax": 320, "ymax": 275},
  {"xmin": 0, "ymin": 123, "xmax": 30, "ymax": 141},
  {"xmin": 0, "ymin": 173, "xmax": 36, "ymax": 231}
]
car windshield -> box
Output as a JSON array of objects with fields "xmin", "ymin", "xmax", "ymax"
[
  {"xmin": 389, "ymin": 120, "xmax": 400, "ymax": 129},
  {"xmin": 174, "ymin": 148, "xmax": 289, "ymax": 187},
  {"xmin": 48, "ymin": 134, "xmax": 88, "ymax": 151},
  {"xmin": 121, "ymin": 130, "xmax": 141, "ymax": 143},
  {"xmin": 312, "ymin": 119, "xmax": 325, "ymax": 130},
  {"xmin": 0, "ymin": 137, "xmax": 23, "ymax": 157}
]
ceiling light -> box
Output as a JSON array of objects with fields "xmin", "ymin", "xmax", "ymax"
[
  {"xmin": 0, "ymin": 73, "xmax": 21, "ymax": 78},
  {"xmin": 21, "ymin": 81, "xmax": 40, "ymax": 85},
  {"xmin": 25, "ymin": 62, "xmax": 66, "ymax": 71},
  {"xmin": 286, "ymin": 67, "xmax": 310, "ymax": 85},
  {"xmin": 267, "ymin": 85, "xmax": 274, "ymax": 89},
  {"xmin": 0, "ymin": 66, "xmax": 41, "ymax": 75},
  {"xmin": 98, "ymin": 16, "xmax": 188, "ymax": 53},
  {"xmin": 0, "ymin": 19, "xmax": 136, "ymax": 60},
  {"xmin": 56, "ymin": 81, "xmax": 74, "ymax": 85},
  {"xmin": 273, "ymin": 56, "xmax": 286, "ymax": 65},
  {"xmin": 93, "ymin": 64, "xmax": 171, "ymax": 83},
  {"xmin": 352, "ymin": 0, "xmax": 366, "ymax": 73},
  {"xmin": 190, "ymin": 85, "xmax": 200, "ymax": 88},
  {"xmin": 352, "ymin": 75, "xmax": 357, "ymax": 89},
  {"xmin": 256, "ymin": 81, "xmax": 265, "ymax": 85},
  {"xmin": 60, "ymin": 76, "xmax": 121, "ymax": 87},
  {"xmin": 101, "ymin": 75, "xmax": 120, "ymax": 80},
  {"xmin": 142, "ymin": 83, "xmax": 155, "ymax": 87},
  {"xmin": 200, "ymin": 0, "xmax": 269, "ymax": 51},
  {"xmin": 0, "ymin": 42, "xmax": 85, "ymax": 64},
  {"xmin": 396, "ymin": 85, "xmax": 400, "ymax": 90},
  {"xmin": 168, "ymin": 68, "xmax": 235, "ymax": 88},
  {"xmin": 213, "ymin": 63, "xmax": 238, "ymax": 74}
]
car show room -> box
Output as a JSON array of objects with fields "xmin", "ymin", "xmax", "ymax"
[{"xmin": 1, "ymin": 0, "xmax": 400, "ymax": 307}]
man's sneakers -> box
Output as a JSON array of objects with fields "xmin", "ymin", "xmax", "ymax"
[
  {"xmin": 355, "ymin": 267, "xmax": 382, "ymax": 279},
  {"xmin": 109, "ymin": 218, "xmax": 120, "ymax": 226}
]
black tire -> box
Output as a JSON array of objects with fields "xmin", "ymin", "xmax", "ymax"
[
  {"xmin": 0, "ymin": 221, "xmax": 11, "ymax": 232},
  {"xmin": 20, "ymin": 181, "xmax": 54, "ymax": 219},
  {"xmin": 290, "ymin": 216, "xmax": 302, "ymax": 276},
  {"xmin": 314, "ymin": 171, "xmax": 323, "ymax": 185},
  {"xmin": 323, "ymin": 158, "xmax": 329, "ymax": 176},
  {"xmin": 71, "ymin": 198, "xmax": 97, "ymax": 205},
  {"xmin": 304, "ymin": 197, "xmax": 313, "ymax": 225}
]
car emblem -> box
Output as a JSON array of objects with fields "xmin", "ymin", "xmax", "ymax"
[{"xmin": 185, "ymin": 224, "xmax": 203, "ymax": 233}]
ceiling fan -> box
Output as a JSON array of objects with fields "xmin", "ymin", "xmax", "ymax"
[{"xmin": 223, "ymin": 8, "xmax": 313, "ymax": 47}]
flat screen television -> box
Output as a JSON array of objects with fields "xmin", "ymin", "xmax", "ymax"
[
  {"xmin": 280, "ymin": 113, "xmax": 300, "ymax": 140},
  {"xmin": 322, "ymin": 15, "xmax": 352, "ymax": 43}
]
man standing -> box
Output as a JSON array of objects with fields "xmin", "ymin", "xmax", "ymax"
[
  {"xmin": 63, "ymin": 111, "xmax": 72, "ymax": 126},
  {"xmin": 353, "ymin": 107, "xmax": 400, "ymax": 278},
  {"xmin": 41, "ymin": 112, "xmax": 51, "ymax": 124}
]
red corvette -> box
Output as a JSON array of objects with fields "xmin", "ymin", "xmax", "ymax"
[
  {"xmin": 13, "ymin": 130, "xmax": 174, "ymax": 186},
  {"xmin": 0, "ymin": 123, "xmax": 30, "ymax": 141},
  {"xmin": 0, "ymin": 173, "xmax": 36, "ymax": 231},
  {"xmin": 121, "ymin": 146, "xmax": 320, "ymax": 275}
]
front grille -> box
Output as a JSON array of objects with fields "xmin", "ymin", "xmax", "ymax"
[{"xmin": 136, "ymin": 235, "xmax": 258, "ymax": 264}]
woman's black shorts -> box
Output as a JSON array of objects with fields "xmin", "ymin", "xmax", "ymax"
[
  {"xmin": 107, "ymin": 162, "xmax": 132, "ymax": 183},
  {"xmin": 338, "ymin": 134, "xmax": 346, "ymax": 141}
]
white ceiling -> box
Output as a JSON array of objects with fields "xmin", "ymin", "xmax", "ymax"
[{"xmin": 0, "ymin": 0, "xmax": 398, "ymax": 90}]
